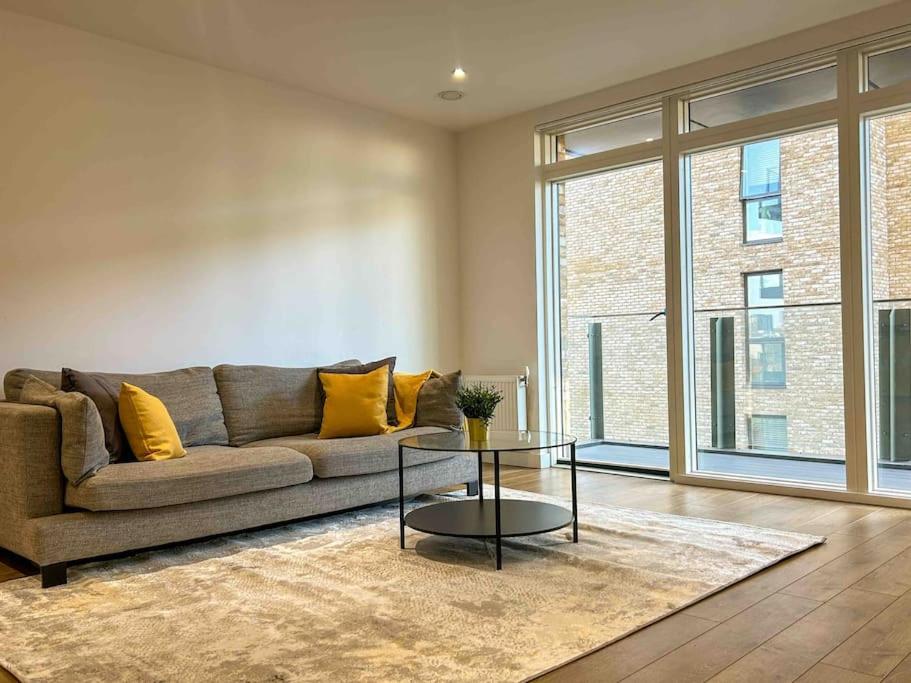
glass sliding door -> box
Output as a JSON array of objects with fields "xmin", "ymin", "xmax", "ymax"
[
  {"xmin": 684, "ymin": 126, "xmax": 847, "ymax": 487},
  {"xmin": 864, "ymin": 108, "xmax": 911, "ymax": 494},
  {"xmin": 556, "ymin": 161, "xmax": 669, "ymax": 472}
]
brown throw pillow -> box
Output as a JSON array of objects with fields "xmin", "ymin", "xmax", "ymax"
[
  {"xmin": 414, "ymin": 370, "xmax": 462, "ymax": 429},
  {"xmin": 318, "ymin": 357, "xmax": 397, "ymax": 426},
  {"xmin": 61, "ymin": 368, "xmax": 133, "ymax": 462}
]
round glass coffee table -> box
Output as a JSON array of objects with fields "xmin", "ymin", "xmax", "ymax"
[{"xmin": 397, "ymin": 430, "xmax": 578, "ymax": 570}]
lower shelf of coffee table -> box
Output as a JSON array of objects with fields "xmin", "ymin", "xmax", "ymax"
[{"xmin": 404, "ymin": 499, "xmax": 573, "ymax": 539}]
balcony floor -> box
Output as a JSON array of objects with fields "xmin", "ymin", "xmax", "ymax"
[{"xmin": 573, "ymin": 442, "xmax": 911, "ymax": 490}]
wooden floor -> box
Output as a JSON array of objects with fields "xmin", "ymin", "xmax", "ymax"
[{"xmin": 5, "ymin": 467, "xmax": 911, "ymax": 682}]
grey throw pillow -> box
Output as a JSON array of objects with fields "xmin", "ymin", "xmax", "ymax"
[
  {"xmin": 20, "ymin": 375, "xmax": 109, "ymax": 485},
  {"xmin": 414, "ymin": 370, "xmax": 462, "ymax": 429}
]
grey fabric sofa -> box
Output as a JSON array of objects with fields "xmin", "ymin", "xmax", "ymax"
[{"xmin": 0, "ymin": 364, "xmax": 476, "ymax": 588}]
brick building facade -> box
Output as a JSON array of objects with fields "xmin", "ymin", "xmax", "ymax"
[{"xmin": 559, "ymin": 116, "xmax": 911, "ymax": 462}]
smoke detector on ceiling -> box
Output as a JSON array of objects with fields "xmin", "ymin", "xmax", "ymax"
[{"xmin": 437, "ymin": 90, "xmax": 465, "ymax": 101}]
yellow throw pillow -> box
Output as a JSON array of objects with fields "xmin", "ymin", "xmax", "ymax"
[
  {"xmin": 118, "ymin": 382, "xmax": 187, "ymax": 461},
  {"xmin": 318, "ymin": 365, "xmax": 389, "ymax": 439},
  {"xmin": 389, "ymin": 370, "xmax": 433, "ymax": 432}
]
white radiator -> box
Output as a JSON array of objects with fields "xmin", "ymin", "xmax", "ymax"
[{"xmin": 462, "ymin": 373, "xmax": 528, "ymax": 431}]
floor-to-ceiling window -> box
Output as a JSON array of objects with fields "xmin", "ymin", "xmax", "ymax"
[
  {"xmin": 555, "ymin": 161, "xmax": 669, "ymax": 472},
  {"xmin": 685, "ymin": 125, "xmax": 846, "ymax": 487},
  {"xmin": 539, "ymin": 35, "xmax": 911, "ymax": 504},
  {"xmin": 864, "ymin": 106, "xmax": 911, "ymax": 494}
]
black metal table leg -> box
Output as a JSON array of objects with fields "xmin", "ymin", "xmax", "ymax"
[
  {"xmin": 494, "ymin": 450, "xmax": 502, "ymax": 569},
  {"xmin": 396, "ymin": 435, "xmax": 577, "ymax": 568},
  {"xmin": 570, "ymin": 441, "xmax": 578, "ymax": 543},
  {"xmin": 477, "ymin": 450, "xmax": 484, "ymax": 501},
  {"xmin": 398, "ymin": 443, "xmax": 405, "ymax": 549}
]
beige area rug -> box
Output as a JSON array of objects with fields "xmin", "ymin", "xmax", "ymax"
[{"xmin": 0, "ymin": 487, "xmax": 823, "ymax": 682}]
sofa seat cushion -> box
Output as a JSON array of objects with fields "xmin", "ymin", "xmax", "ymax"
[
  {"xmin": 65, "ymin": 445, "xmax": 314, "ymax": 512},
  {"xmin": 242, "ymin": 427, "xmax": 455, "ymax": 479}
]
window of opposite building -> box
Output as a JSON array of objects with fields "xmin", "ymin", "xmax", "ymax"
[
  {"xmin": 745, "ymin": 271, "xmax": 786, "ymax": 387},
  {"xmin": 749, "ymin": 414, "xmax": 788, "ymax": 452},
  {"xmin": 741, "ymin": 139, "xmax": 782, "ymax": 243}
]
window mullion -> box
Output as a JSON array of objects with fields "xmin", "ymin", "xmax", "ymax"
[
  {"xmin": 856, "ymin": 79, "xmax": 911, "ymax": 115},
  {"xmin": 663, "ymin": 95, "xmax": 689, "ymax": 481},
  {"xmin": 541, "ymin": 141, "xmax": 662, "ymax": 182},
  {"xmin": 678, "ymin": 100, "xmax": 839, "ymax": 153},
  {"xmin": 837, "ymin": 48, "xmax": 870, "ymax": 495}
]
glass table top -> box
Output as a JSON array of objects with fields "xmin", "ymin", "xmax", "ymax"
[{"xmin": 398, "ymin": 430, "xmax": 576, "ymax": 453}]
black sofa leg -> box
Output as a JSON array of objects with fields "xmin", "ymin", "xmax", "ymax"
[
  {"xmin": 40, "ymin": 562, "xmax": 67, "ymax": 588},
  {"xmin": 466, "ymin": 480, "xmax": 479, "ymax": 497}
]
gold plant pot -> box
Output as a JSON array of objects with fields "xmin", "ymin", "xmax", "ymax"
[{"xmin": 466, "ymin": 418, "xmax": 489, "ymax": 442}]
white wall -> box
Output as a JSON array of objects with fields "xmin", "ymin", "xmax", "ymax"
[
  {"xmin": 456, "ymin": 1, "xmax": 911, "ymax": 433},
  {"xmin": 0, "ymin": 10, "xmax": 460, "ymax": 390},
  {"xmin": 457, "ymin": 114, "xmax": 540, "ymax": 432}
]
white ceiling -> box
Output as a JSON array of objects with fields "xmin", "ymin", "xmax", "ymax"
[{"xmin": 0, "ymin": 0, "xmax": 900, "ymax": 130}]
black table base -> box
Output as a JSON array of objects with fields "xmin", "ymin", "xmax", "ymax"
[
  {"xmin": 405, "ymin": 499, "xmax": 573, "ymax": 538},
  {"xmin": 398, "ymin": 442, "xmax": 578, "ymax": 570}
]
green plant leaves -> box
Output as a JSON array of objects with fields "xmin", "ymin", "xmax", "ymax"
[{"xmin": 455, "ymin": 383, "xmax": 504, "ymax": 424}]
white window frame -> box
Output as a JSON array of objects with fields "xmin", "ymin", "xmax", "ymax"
[{"xmin": 535, "ymin": 30, "xmax": 911, "ymax": 508}]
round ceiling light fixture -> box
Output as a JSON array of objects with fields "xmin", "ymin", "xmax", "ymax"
[{"xmin": 437, "ymin": 90, "xmax": 465, "ymax": 101}]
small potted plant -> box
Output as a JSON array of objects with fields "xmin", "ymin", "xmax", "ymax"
[{"xmin": 456, "ymin": 383, "xmax": 503, "ymax": 442}]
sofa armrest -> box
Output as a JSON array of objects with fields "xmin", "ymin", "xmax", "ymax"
[{"xmin": 0, "ymin": 402, "xmax": 64, "ymax": 533}]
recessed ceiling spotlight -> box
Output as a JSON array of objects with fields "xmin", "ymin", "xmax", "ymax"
[
  {"xmin": 645, "ymin": 137, "xmax": 655, "ymax": 142},
  {"xmin": 437, "ymin": 90, "xmax": 465, "ymax": 101},
  {"xmin": 451, "ymin": 66, "xmax": 467, "ymax": 81}
]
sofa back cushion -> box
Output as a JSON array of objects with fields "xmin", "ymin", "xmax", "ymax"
[
  {"xmin": 62, "ymin": 367, "xmax": 229, "ymax": 452},
  {"xmin": 3, "ymin": 369, "xmax": 62, "ymax": 401},
  {"xmin": 215, "ymin": 361, "xmax": 358, "ymax": 446}
]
